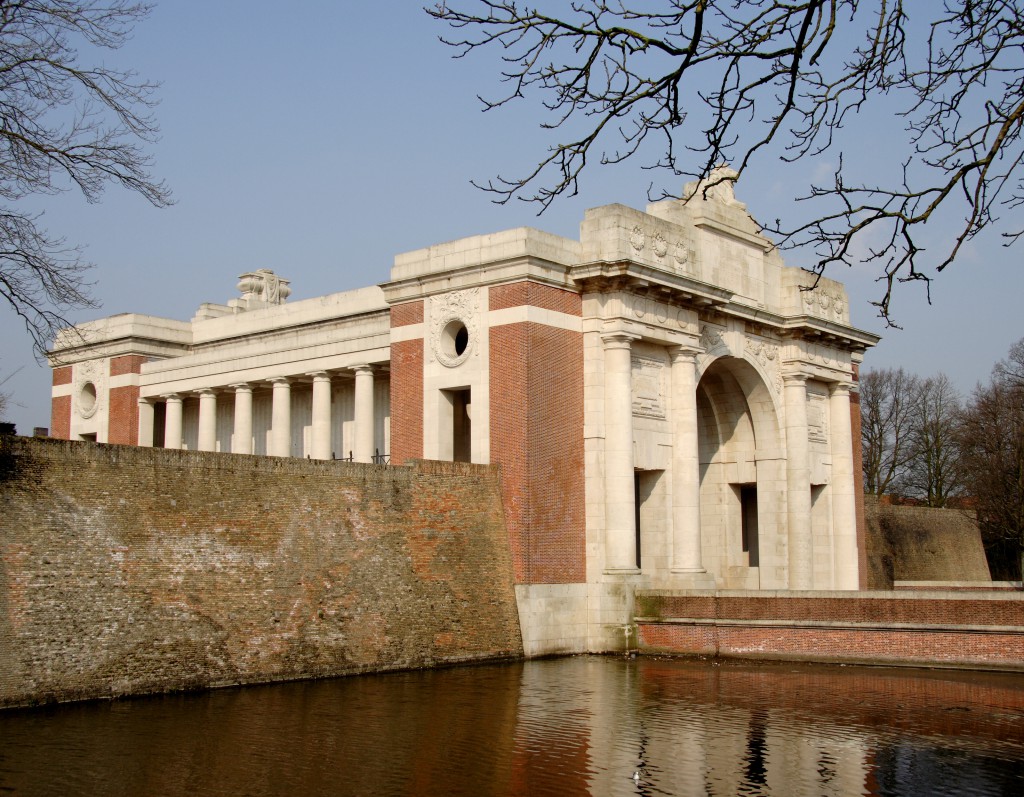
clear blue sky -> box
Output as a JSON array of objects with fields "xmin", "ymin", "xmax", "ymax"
[{"xmin": 2, "ymin": 1, "xmax": 1022, "ymax": 433}]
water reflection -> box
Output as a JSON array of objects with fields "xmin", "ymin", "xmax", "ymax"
[{"xmin": 1, "ymin": 656, "xmax": 1023, "ymax": 796}]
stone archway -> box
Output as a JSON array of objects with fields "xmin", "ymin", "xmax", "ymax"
[{"xmin": 696, "ymin": 356, "xmax": 785, "ymax": 589}]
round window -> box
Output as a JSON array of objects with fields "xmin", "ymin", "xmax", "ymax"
[
  {"xmin": 78, "ymin": 382, "xmax": 98, "ymax": 418},
  {"xmin": 438, "ymin": 319, "xmax": 472, "ymax": 366}
]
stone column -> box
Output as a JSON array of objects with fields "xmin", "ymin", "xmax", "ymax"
[
  {"xmin": 137, "ymin": 398, "xmax": 155, "ymax": 447},
  {"xmin": 231, "ymin": 384, "xmax": 253, "ymax": 455},
  {"xmin": 603, "ymin": 332, "xmax": 640, "ymax": 573},
  {"xmin": 270, "ymin": 377, "xmax": 292, "ymax": 458},
  {"xmin": 830, "ymin": 381, "xmax": 859, "ymax": 590},
  {"xmin": 310, "ymin": 372, "xmax": 332, "ymax": 461},
  {"xmin": 784, "ymin": 373, "xmax": 813, "ymax": 589},
  {"xmin": 353, "ymin": 365, "xmax": 375, "ymax": 463},
  {"xmin": 197, "ymin": 389, "xmax": 217, "ymax": 452},
  {"xmin": 163, "ymin": 394, "xmax": 183, "ymax": 450},
  {"xmin": 669, "ymin": 345, "xmax": 705, "ymax": 574}
]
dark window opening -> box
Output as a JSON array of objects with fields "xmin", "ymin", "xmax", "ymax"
[{"xmin": 741, "ymin": 485, "xmax": 760, "ymax": 567}]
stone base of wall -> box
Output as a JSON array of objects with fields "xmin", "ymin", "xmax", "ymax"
[
  {"xmin": 1, "ymin": 439, "xmax": 523, "ymax": 708},
  {"xmin": 515, "ymin": 583, "xmax": 589, "ymax": 657},
  {"xmin": 635, "ymin": 590, "xmax": 1024, "ymax": 672}
]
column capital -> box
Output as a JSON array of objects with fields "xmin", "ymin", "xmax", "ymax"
[
  {"xmin": 230, "ymin": 382, "xmax": 252, "ymax": 393},
  {"xmin": 601, "ymin": 331, "xmax": 640, "ymax": 350},
  {"xmin": 161, "ymin": 393, "xmax": 182, "ymax": 403},
  {"xmin": 137, "ymin": 396, "xmax": 154, "ymax": 406},
  {"xmin": 667, "ymin": 343, "xmax": 702, "ymax": 363},
  {"xmin": 269, "ymin": 376, "xmax": 291, "ymax": 387},
  {"xmin": 307, "ymin": 370, "xmax": 331, "ymax": 381},
  {"xmin": 197, "ymin": 387, "xmax": 217, "ymax": 397},
  {"xmin": 829, "ymin": 380, "xmax": 855, "ymax": 396},
  {"xmin": 783, "ymin": 372, "xmax": 810, "ymax": 387},
  {"xmin": 351, "ymin": 363, "xmax": 375, "ymax": 376}
]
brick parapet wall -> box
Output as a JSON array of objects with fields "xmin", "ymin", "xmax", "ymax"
[
  {"xmin": 0, "ymin": 438, "xmax": 522, "ymax": 708},
  {"xmin": 635, "ymin": 590, "xmax": 1024, "ymax": 670}
]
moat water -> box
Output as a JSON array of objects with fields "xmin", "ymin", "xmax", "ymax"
[{"xmin": 1, "ymin": 656, "xmax": 1023, "ymax": 796}]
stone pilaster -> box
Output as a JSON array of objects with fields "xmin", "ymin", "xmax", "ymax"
[
  {"xmin": 137, "ymin": 398, "xmax": 155, "ymax": 448},
  {"xmin": 669, "ymin": 345, "xmax": 707, "ymax": 577},
  {"xmin": 602, "ymin": 332, "xmax": 640, "ymax": 573},
  {"xmin": 830, "ymin": 381, "xmax": 859, "ymax": 589},
  {"xmin": 784, "ymin": 373, "xmax": 813, "ymax": 589}
]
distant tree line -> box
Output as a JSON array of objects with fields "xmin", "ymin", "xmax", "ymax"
[{"xmin": 861, "ymin": 339, "xmax": 1024, "ymax": 579}]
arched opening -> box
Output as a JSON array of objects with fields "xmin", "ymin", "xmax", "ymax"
[{"xmin": 696, "ymin": 356, "xmax": 782, "ymax": 589}]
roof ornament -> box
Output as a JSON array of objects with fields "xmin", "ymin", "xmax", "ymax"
[{"xmin": 233, "ymin": 269, "xmax": 292, "ymax": 311}]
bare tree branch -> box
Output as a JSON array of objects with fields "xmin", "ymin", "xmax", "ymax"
[
  {"xmin": 0, "ymin": 0, "xmax": 171, "ymax": 355},
  {"xmin": 429, "ymin": 1, "xmax": 1024, "ymax": 324}
]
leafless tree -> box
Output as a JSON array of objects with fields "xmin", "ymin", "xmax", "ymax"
[
  {"xmin": 860, "ymin": 367, "xmax": 919, "ymax": 497},
  {"xmin": 0, "ymin": 1, "xmax": 170, "ymax": 355},
  {"xmin": 958, "ymin": 339, "xmax": 1024, "ymax": 579},
  {"xmin": 429, "ymin": 1, "xmax": 1024, "ymax": 322},
  {"xmin": 901, "ymin": 373, "xmax": 962, "ymax": 507}
]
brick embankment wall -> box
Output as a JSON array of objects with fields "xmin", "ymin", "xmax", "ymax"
[
  {"xmin": 0, "ymin": 438, "xmax": 522, "ymax": 708},
  {"xmin": 635, "ymin": 590, "xmax": 1024, "ymax": 671}
]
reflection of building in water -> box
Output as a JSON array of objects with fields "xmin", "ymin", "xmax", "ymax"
[
  {"xmin": 48, "ymin": 169, "xmax": 878, "ymax": 655},
  {"xmin": 528, "ymin": 658, "xmax": 1024, "ymax": 796}
]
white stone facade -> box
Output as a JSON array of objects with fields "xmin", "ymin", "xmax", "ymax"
[{"xmin": 50, "ymin": 170, "xmax": 878, "ymax": 656}]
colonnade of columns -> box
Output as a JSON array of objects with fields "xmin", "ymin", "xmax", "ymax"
[
  {"xmin": 137, "ymin": 365, "xmax": 379, "ymax": 461},
  {"xmin": 601, "ymin": 333, "xmax": 859, "ymax": 590}
]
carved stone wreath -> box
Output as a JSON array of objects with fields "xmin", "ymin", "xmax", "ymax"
[
  {"xmin": 430, "ymin": 288, "xmax": 478, "ymax": 368},
  {"xmin": 75, "ymin": 361, "xmax": 102, "ymax": 419}
]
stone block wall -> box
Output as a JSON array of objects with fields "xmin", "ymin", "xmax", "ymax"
[
  {"xmin": 0, "ymin": 438, "xmax": 522, "ymax": 708},
  {"xmin": 635, "ymin": 590, "xmax": 1024, "ymax": 671}
]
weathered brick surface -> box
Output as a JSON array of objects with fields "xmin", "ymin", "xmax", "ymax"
[
  {"xmin": 489, "ymin": 320, "xmax": 585, "ymax": 584},
  {"xmin": 108, "ymin": 355, "xmax": 146, "ymax": 377},
  {"xmin": 52, "ymin": 367, "xmax": 72, "ymax": 387},
  {"xmin": 0, "ymin": 438, "xmax": 522, "ymax": 708},
  {"xmin": 488, "ymin": 282, "xmax": 582, "ymax": 316},
  {"xmin": 390, "ymin": 339, "xmax": 424, "ymax": 465},
  {"xmin": 390, "ymin": 300, "xmax": 424, "ymax": 327},
  {"xmin": 107, "ymin": 385, "xmax": 140, "ymax": 446},
  {"xmin": 50, "ymin": 396, "xmax": 71, "ymax": 440},
  {"xmin": 636, "ymin": 591, "xmax": 1024, "ymax": 670}
]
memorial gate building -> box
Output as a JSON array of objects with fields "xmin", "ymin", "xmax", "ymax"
[{"xmin": 48, "ymin": 171, "xmax": 879, "ymax": 653}]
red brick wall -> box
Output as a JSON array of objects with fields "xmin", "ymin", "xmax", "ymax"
[
  {"xmin": 636, "ymin": 592, "xmax": 1024, "ymax": 670},
  {"xmin": 109, "ymin": 355, "xmax": 146, "ymax": 377},
  {"xmin": 108, "ymin": 385, "xmax": 140, "ymax": 445},
  {"xmin": 391, "ymin": 300, "xmax": 424, "ymax": 327},
  {"xmin": 490, "ymin": 319, "xmax": 585, "ymax": 585},
  {"xmin": 390, "ymin": 339, "xmax": 424, "ymax": 464},
  {"xmin": 489, "ymin": 282, "xmax": 583, "ymax": 316},
  {"xmin": 50, "ymin": 395, "xmax": 71, "ymax": 440},
  {"xmin": 52, "ymin": 366, "xmax": 72, "ymax": 386}
]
